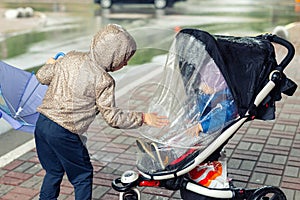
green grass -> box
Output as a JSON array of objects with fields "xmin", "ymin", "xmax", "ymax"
[
  {"xmin": 25, "ymin": 66, "xmax": 41, "ymax": 74},
  {"xmin": 0, "ymin": 32, "xmax": 46, "ymax": 60},
  {"xmin": 26, "ymin": 48, "xmax": 169, "ymax": 73},
  {"xmin": 128, "ymin": 48, "xmax": 168, "ymax": 65}
]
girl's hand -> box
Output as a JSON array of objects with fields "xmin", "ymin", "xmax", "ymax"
[
  {"xmin": 46, "ymin": 57, "xmax": 56, "ymax": 64},
  {"xmin": 185, "ymin": 123, "xmax": 203, "ymax": 137},
  {"xmin": 143, "ymin": 113, "xmax": 169, "ymax": 128}
]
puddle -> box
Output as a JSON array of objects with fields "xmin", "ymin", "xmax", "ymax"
[{"xmin": 0, "ymin": 2, "xmax": 94, "ymax": 60}]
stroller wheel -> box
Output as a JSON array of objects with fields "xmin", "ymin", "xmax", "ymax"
[
  {"xmin": 248, "ymin": 186, "xmax": 286, "ymax": 200},
  {"xmin": 122, "ymin": 189, "xmax": 140, "ymax": 200}
]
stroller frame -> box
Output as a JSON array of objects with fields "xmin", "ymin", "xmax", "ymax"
[{"xmin": 112, "ymin": 32, "xmax": 295, "ymax": 200}]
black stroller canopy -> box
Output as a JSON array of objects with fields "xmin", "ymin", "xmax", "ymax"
[{"xmin": 178, "ymin": 29, "xmax": 296, "ymax": 120}]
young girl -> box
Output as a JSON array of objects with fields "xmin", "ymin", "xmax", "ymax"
[{"xmin": 34, "ymin": 24, "xmax": 168, "ymax": 200}]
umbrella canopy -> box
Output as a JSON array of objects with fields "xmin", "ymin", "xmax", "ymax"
[{"xmin": 0, "ymin": 61, "xmax": 47, "ymax": 133}]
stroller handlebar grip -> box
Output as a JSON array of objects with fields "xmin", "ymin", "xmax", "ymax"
[{"xmin": 263, "ymin": 34, "xmax": 295, "ymax": 72}]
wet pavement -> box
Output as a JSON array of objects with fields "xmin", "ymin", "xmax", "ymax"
[{"xmin": 0, "ymin": 22, "xmax": 299, "ymax": 199}]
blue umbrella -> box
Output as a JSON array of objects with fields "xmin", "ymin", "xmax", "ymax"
[{"xmin": 0, "ymin": 52, "xmax": 64, "ymax": 133}]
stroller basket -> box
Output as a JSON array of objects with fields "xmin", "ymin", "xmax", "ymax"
[{"xmin": 112, "ymin": 29, "xmax": 297, "ymax": 200}]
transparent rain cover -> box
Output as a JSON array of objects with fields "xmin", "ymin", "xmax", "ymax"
[{"xmin": 135, "ymin": 32, "xmax": 239, "ymax": 174}]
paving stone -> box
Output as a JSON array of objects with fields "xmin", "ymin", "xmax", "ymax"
[
  {"xmin": 0, "ymin": 169, "xmax": 7, "ymax": 177},
  {"xmin": 60, "ymin": 185, "xmax": 74, "ymax": 195},
  {"xmin": 143, "ymin": 187, "xmax": 174, "ymax": 197},
  {"xmin": 271, "ymin": 131, "xmax": 294, "ymax": 139},
  {"xmin": 255, "ymin": 166, "xmax": 283, "ymax": 176},
  {"xmin": 273, "ymin": 155, "xmax": 288, "ymax": 165},
  {"xmin": 236, "ymin": 141, "xmax": 251, "ymax": 150},
  {"xmin": 246, "ymin": 183, "xmax": 263, "ymax": 189},
  {"xmin": 257, "ymin": 129, "xmax": 271, "ymax": 136},
  {"xmin": 113, "ymin": 157, "xmax": 136, "ymax": 166},
  {"xmin": 250, "ymin": 143, "xmax": 264, "ymax": 151},
  {"xmin": 122, "ymin": 136, "xmax": 137, "ymax": 145},
  {"xmin": 230, "ymin": 181, "xmax": 247, "ymax": 188},
  {"xmin": 55, "ymin": 194, "xmax": 69, "ymax": 200},
  {"xmin": 126, "ymin": 145, "xmax": 139, "ymax": 154},
  {"xmin": 284, "ymin": 166, "xmax": 299, "ymax": 177},
  {"xmin": 151, "ymin": 196, "xmax": 172, "ymax": 200},
  {"xmin": 32, "ymin": 194, "xmax": 40, "ymax": 199},
  {"xmin": 240, "ymin": 160, "xmax": 256, "ymax": 171},
  {"xmin": 267, "ymin": 137, "xmax": 280, "ymax": 145},
  {"xmin": 117, "ymin": 164, "xmax": 135, "ymax": 172},
  {"xmin": 256, "ymin": 162, "xmax": 284, "ymax": 170},
  {"xmin": 18, "ymin": 151, "xmax": 36, "ymax": 161},
  {"xmin": 230, "ymin": 134, "xmax": 243, "ymax": 141},
  {"xmin": 249, "ymin": 172, "xmax": 266, "ymax": 184},
  {"xmin": 285, "ymin": 125, "xmax": 297, "ymax": 132},
  {"xmin": 265, "ymin": 174, "xmax": 282, "ymax": 186},
  {"xmin": 141, "ymin": 192, "xmax": 157, "ymax": 200},
  {"xmin": 101, "ymin": 145, "xmax": 126, "ymax": 154},
  {"xmin": 0, "ymin": 184, "xmax": 13, "ymax": 196},
  {"xmin": 273, "ymin": 124, "xmax": 286, "ymax": 131},
  {"xmin": 9, "ymin": 186, "xmax": 39, "ymax": 198},
  {"xmin": 242, "ymin": 135, "xmax": 267, "ymax": 144},
  {"xmin": 287, "ymin": 160, "xmax": 300, "ymax": 168},
  {"xmin": 295, "ymin": 190, "xmax": 300, "ymax": 200},
  {"xmin": 281, "ymin": 181, "xmax": 300, "ymax": 190},
  {"xmin": 92, "ymin": 186, "xmax": 111, "ymax": 199},
  {"xmin": 281, "ymin": 188, "xmax": 295, "ymax": 200},
  {"xmin": 93, "ymin": 178, "xmax": 112, "ymax": 187},
  {"xmin": 100, "ymin": 193, "xmax": 119, "ymax": 200},
  {"xmin": 246, "ymin": 128, "xmax": 259, "ymax": 135},
  {"xmin": 20, "ymin": 175, "xmax": 43, "ymax": 189},
  {"xmin": 2, "ymin": 160, "xmax": 24, "ymax": 171},
  {"xmin": 231, "ymin": 153, "xmax": 258, "ymax": 161},
  {"xmin": 1, "ymin": 191, "xmax": 33, "ymax": 200},
  {"xmin": 263, "ymin": 148, "xmax": 289, "ymax": 156},
  {"xmin": 227, "ymin": 158, "xmax": 242, "ymax": 169},
  {"xmin": 172, "ymin": 190, "xmax": 182, "ymax": 199},
  {"xmin": 112, "ymin": 135, "xmax": 128, "ymax": 143},
  {"xmin": 24, "ymin": 164, "xmax": 43, "ymax": 174},
  {"xmin": 228, "ymin": 173, "xmax": 250, "ymax": 183},
  {"xmin": 100, "ymin": 163, "xmax": 120, "ymax": 174},
  {"xmin": 290, "ymin": 148, "xmax": 300, "ymax": 157},
  {"xmin": 14, "ymin": 162, "xmax": 36, "ymax": 173},
  {"xmin": 279, "ymin": 138, "xmax": 293, "ymax": 146}
]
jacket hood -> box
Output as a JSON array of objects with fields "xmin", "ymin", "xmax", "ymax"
[{"xmin": 89, "ymin": 24, "xmax": 137, "ymax": 72}]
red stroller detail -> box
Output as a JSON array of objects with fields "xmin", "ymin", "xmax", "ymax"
[{"xmin": 112, "ymin": 29, "xmax": 297, "ymax": 200}]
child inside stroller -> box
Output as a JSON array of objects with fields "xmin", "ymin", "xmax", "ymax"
[{"xmin": 112, "ymin": 29, "xmax": 297, "ymax": 200}]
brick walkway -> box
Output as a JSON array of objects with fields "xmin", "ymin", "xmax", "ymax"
[{"xmin": 0, "ymin": 26, "xmax": 299, "ymax": 199}]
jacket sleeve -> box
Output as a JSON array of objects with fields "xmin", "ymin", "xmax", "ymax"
[
  {"xmin": 95, "ymin": 75, "xmax": 143, "ymax": 129},
  {"xmin": 36, "ymin": 63, "xmax": 56, "ymax": 85},
  {"xmin": 200, "ymin": 101, "xmax": 228, "ymax": 133}
]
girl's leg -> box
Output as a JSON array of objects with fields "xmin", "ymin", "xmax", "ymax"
[
  {"xmin": 35, "ymin": 114, "xmax": 93, "ymax": 200},
  {"xmin": 35, "ymin": 115, "xmax": 64, "ymax": 200},
  {"xmin": 46, "ymin": 122, "xmax": 93, "ymax": 200}
]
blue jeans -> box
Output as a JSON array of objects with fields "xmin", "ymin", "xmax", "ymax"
[{"xmin": 34, "ymin": 114, "xmax": 93, "ymax": 200}]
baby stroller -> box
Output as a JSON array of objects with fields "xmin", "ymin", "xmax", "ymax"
[{"xmin": 112, "ymin": 29, "xmax": 297, "ymax": 200}]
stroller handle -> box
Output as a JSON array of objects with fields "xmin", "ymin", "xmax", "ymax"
[{"xmin": 263, "ymin": 34, "xmax": 295, "ymax": 72}]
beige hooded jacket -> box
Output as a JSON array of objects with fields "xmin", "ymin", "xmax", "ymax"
[{"xmin": 36, "ymin": 24, "xmax": 143, "ymax": 134}]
